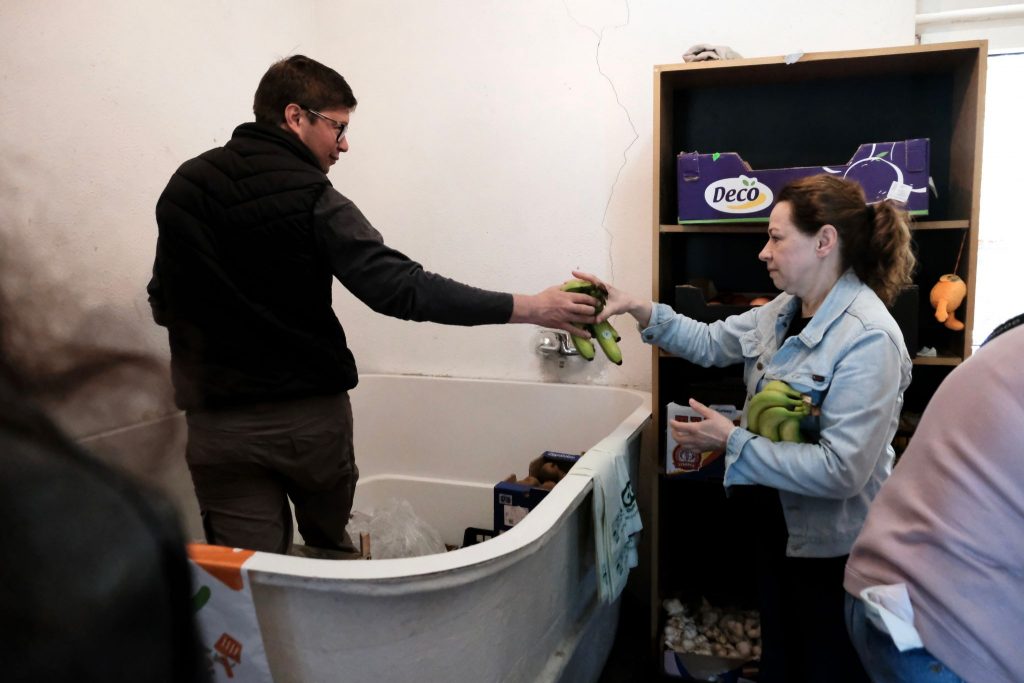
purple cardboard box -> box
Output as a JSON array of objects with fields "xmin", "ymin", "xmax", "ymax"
[{"xmin": 677, "ymin": 139, "xmax": 930, "ymax": 223}]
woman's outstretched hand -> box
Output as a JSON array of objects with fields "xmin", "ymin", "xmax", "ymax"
[{"xmin": 571, "ymin": 270, "xmax": 653, "ymax": 328}]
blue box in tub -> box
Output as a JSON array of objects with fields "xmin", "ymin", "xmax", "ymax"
[{"xmin": 493, "ymin": 451, "xmax": 581, "ymax": 533}]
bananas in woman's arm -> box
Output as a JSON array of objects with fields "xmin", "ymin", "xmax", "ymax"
[{"xmin": 747, "ymin": 380, "xmax": 808, "ymax": 442}]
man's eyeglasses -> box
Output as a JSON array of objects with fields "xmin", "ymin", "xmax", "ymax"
[{"xmin": 300, "ymin": 105, "xmax": 348, "ymax": 143}]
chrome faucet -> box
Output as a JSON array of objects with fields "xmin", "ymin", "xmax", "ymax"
[{"xmin": 536, "ymin": 330, "xmax": 579, "ymax": 358}]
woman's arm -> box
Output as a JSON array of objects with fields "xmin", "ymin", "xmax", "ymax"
[{"xmin": 724, "ymin": 330, "xmax": 907, "ymax": 498}]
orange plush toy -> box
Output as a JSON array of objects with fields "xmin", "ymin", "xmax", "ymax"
[{"xmin": 929, "ymin": 274, "xmax": 967, "ymax": 331}]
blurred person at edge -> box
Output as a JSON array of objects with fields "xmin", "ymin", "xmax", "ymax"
[
  {"xmin": 0, "ymin": 232, "xmax": 209, "ymax": 682},
  {"xmin": 147, "ymin": 55, "xmax": 600, "ymax": 559},
  {"xmin": 844, "ymin": 313, "xmax": 1024, "ymax": 683},
  {"xmin": 575, "ymin": 174, "xmax": 916, "ymax": 682}
]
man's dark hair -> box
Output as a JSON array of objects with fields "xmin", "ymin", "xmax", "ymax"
[{"xmin": 253, "ymin": 55, "xmax": 357, "ymax": 125}]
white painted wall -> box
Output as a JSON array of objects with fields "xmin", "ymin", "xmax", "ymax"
[
  {"xmin": 973, "ymin": 52, "xmax": 1024, "ymax": 342},
  {"xmin": 917, "ymin": 0, "xmax": 1024, "ymax": 51},
  {"xmin": 913, "ymin": 2, "xmax": 1024, "ymax": 345},
  {"xmin": 0, "ymin": 0, "xmax": 914, "ymax": 435}
]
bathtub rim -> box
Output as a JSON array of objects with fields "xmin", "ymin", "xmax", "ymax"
[{"xmin": 241, "ymin": 374, "xmax": 652, "ymax": 588}]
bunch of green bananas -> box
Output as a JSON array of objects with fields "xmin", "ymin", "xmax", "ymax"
[
  {"xmin": 560, "ymin": 278, "xmax": 622, "ymax": 365},
  {"xmin": 747, "ymin": 380, "xmax": 808, "ymax": 442}
]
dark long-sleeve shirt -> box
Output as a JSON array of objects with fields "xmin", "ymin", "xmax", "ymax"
[{"xmin": 149, "ymin": 123, "xmax": 511, "ymax": 411}]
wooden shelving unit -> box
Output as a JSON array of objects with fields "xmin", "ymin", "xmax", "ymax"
[{"xmin": 644, "ymin": 41, "xmax": 987, "ymax": 676}]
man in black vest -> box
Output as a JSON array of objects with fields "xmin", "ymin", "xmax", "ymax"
[{"xmin": 148, "ymin": 55, "xmax": 599, "ymax": 557}]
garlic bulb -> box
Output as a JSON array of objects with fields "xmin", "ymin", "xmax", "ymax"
[{"xmin": 661, "ymin": 599, "xmax": 761, "ymax": 660}]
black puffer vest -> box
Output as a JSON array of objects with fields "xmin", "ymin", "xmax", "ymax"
[{"xmin": 152, "ymin": 123, "xmax": 356, "ymax": 410}]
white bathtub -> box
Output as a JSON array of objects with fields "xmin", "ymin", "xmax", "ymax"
[{"xmin": 235, "ymin": 374, "xmax": 651, "ymax": 683}]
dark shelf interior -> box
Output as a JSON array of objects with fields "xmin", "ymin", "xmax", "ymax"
[
  {"xmin": 658, "ymin": 233, "xmax": 775, "ymax": 303},
  {"xmin": 657, "ymin": 476, "xmax": 759, "ymax": 610},
  {"xmin": 657, "ymin": 61, "xmax": 975, "ymax": 226}
]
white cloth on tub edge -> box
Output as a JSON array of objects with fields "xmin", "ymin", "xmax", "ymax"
[{"xmin": 570, "ymin": 446, "xmax": 643, "ymax": 603}]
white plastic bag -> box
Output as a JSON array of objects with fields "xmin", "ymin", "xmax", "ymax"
[{"xmin": 349, "ymin": 499, "xmax": 446, "ymax": 559}]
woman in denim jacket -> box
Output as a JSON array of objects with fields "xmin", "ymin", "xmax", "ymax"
[{"xmin": 577, "ymin": 174, "xmax": 914, "ymax": 682}]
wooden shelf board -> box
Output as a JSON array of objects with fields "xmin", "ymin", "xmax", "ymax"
[
  {"xmin": 661, "ymin": 223, "xmax": 765, "ymax": 234},
  {"xmin": 664, "ymin": 350, "xmax": 961, "ymax": 365},
  {"xmin": 662, "ymin": 220, "xmax": 970, "ymax": 234},
  {"xmin": 912, "ymin": 354, "xmax": 962, "ymax": 366},
  {"xmin": 912, "ymin": 220, "xmax": 970, "ymax": 230}
]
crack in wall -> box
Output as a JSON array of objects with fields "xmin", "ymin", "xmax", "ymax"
[{"xmin": 562, "ymin": 0, "xmax": 638, "ymax": 282}]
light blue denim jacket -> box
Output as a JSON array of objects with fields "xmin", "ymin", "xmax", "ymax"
[{"xmin": 642, "ymin": 270, "xmax": 911, "ymax": 557}]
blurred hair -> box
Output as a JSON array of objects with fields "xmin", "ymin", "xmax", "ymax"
[
  {"xmin": 778, "ymin": 174, "xmax": 916, "ymax": 305},
  {"xmin": 0, "ymin": 229, "xmax": 207, "ymax": 679},
  {"xmin": 0, "ymin": 230, "xmax": 170, "ymax": 439},
  {"xmin": 252, "ymin": 54, "xmax": 357, "ymax": 126}
]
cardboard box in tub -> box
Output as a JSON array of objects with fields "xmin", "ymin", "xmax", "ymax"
[
  {"xmin": 665, "ymin": 403, "xmax": 741, "ymax": 479},
  {"xmin": 677, "ymin": 139, "xmax": 930, "ymax": 223},
  {"xmin": 493, "ymin": 451, "xmax": 581, "ymax": 533}
]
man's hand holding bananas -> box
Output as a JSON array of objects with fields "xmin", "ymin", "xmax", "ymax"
[
  {"xmin": 570, "ymin": 269, "xmax": 654, "ymax": 329},
  {"xmin": 560, "ymin": 278, "xmax": 623, "ymax": 365},
  {"xmin": 747, "ymin": 380, "xmax": 809, "ymax": 442}
]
